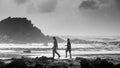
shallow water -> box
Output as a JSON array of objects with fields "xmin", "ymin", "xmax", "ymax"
[{"xmin": 0, "ymin": 43, "xmax": 120, "ymax": 59}]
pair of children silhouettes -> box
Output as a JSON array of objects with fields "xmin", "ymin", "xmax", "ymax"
[{"xmin": 53, "ymin": 37, "xmax": 72, "ymax": 59}]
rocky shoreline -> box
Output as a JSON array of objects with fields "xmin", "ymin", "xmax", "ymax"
[{"xmin": 0, "ymin": 56, "xmax": 120, "ymax": 68}]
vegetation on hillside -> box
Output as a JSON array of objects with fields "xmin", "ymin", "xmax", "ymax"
[{"xmin": 0, "ymin": 17, "xmax": 64, "ymax": 43}]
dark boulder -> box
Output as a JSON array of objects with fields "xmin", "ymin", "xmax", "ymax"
[
  {"xmin": 3, "ymin": 59, "xmax": 27, "ymax": 68},
  {"xmin": 80, "ymin": 59, "xmax": 94, "ymax": 68}
]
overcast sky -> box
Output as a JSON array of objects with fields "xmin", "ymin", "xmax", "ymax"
[{"xmin": 0, "ymin": 0, "xmax": 120, "ymax": 36}]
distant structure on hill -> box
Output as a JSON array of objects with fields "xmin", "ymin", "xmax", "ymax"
[{"xmin": 0, "ymin": 17, "xmax": 65, "ymax": 43}]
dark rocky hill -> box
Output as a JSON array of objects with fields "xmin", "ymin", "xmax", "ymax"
[{"xmin": 0, "ymin": 17, "xmax": 65, "ymax": 43}]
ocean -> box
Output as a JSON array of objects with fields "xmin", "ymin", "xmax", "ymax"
[{"xmin": 0, "ymin": 43, "xmax": 120, "ymax": 59}]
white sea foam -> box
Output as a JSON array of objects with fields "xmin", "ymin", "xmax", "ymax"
[{"xmin": 0, "ymin": 43, "xmax": 119, "ymax": 59}]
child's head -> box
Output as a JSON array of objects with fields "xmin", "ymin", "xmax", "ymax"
[
  {"xmin": 67, "ymin": 38, "xmax": 70, "ymax": 41},
  {"xmin": 53, "ymin": 36, "xmax": 56, "ymax": 40}
]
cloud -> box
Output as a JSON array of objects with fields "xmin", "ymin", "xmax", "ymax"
[
  {"xmin": 98, "ymin": 0, "xmax": 120, "ymax": 10},
  {"xmin": 27, "ymin": 0, "xmax": 58, "ymax": 13},
  {"xmin": 12, "ymin": 0, "xmax": 58, "ymax": 13},
  {"xmin": 13, "ymin": 0, "xmax": 29, "ymax": 5},
  {"xmin": 78, "ymin": 0, "xmax": 120, "ymax": 22},
  {"xmin": 115, "ymin": 0, "xmax": 120, "ymax": 10},
  {"xmin": 79, "ymin": 0, "xmax": 99, "ymax": 9},
  {"xmin": 37, "ymin": 0, "xmax": 57, "ymax": 13},
  {"xmin": 79, "ymin": 0, "xmax": 116, "ymax": 10},
  {"xmin": 79, "ymin": 0, "xmax": 120, "ymax": 10}
]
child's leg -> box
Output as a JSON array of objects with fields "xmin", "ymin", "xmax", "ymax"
[
  {"xmin": 65, "ymin": 50, "xmax": 68, "ymax": 58},
  {"xmin": 69, "ymin": 50, "xmax": 72, "ymax": 58},
  {"xmin": 55, "ymin": 50, "xmax": 60, "ymax": 58}
]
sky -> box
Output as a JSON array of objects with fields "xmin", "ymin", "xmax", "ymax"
[{"xmin": 0, "ymin": 0, "xmax": 120, "ymax": 36}]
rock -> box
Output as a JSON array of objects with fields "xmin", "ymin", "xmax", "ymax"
[
  {"xmin": 4, "ymin": 59, "xmax": 27, "ymax": 68},
  {"xmin": 23, "ymin": 50, "xmax": 31, "ymax": 53}
]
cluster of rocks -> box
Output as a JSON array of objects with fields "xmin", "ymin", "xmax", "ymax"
[
  {"xmin": 76, "ymin": 57, "xmax": 120, "ymax": 68},
  {"xmin": 0, "ymin": 56, "xmax": 120, "ymax": 68}
]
